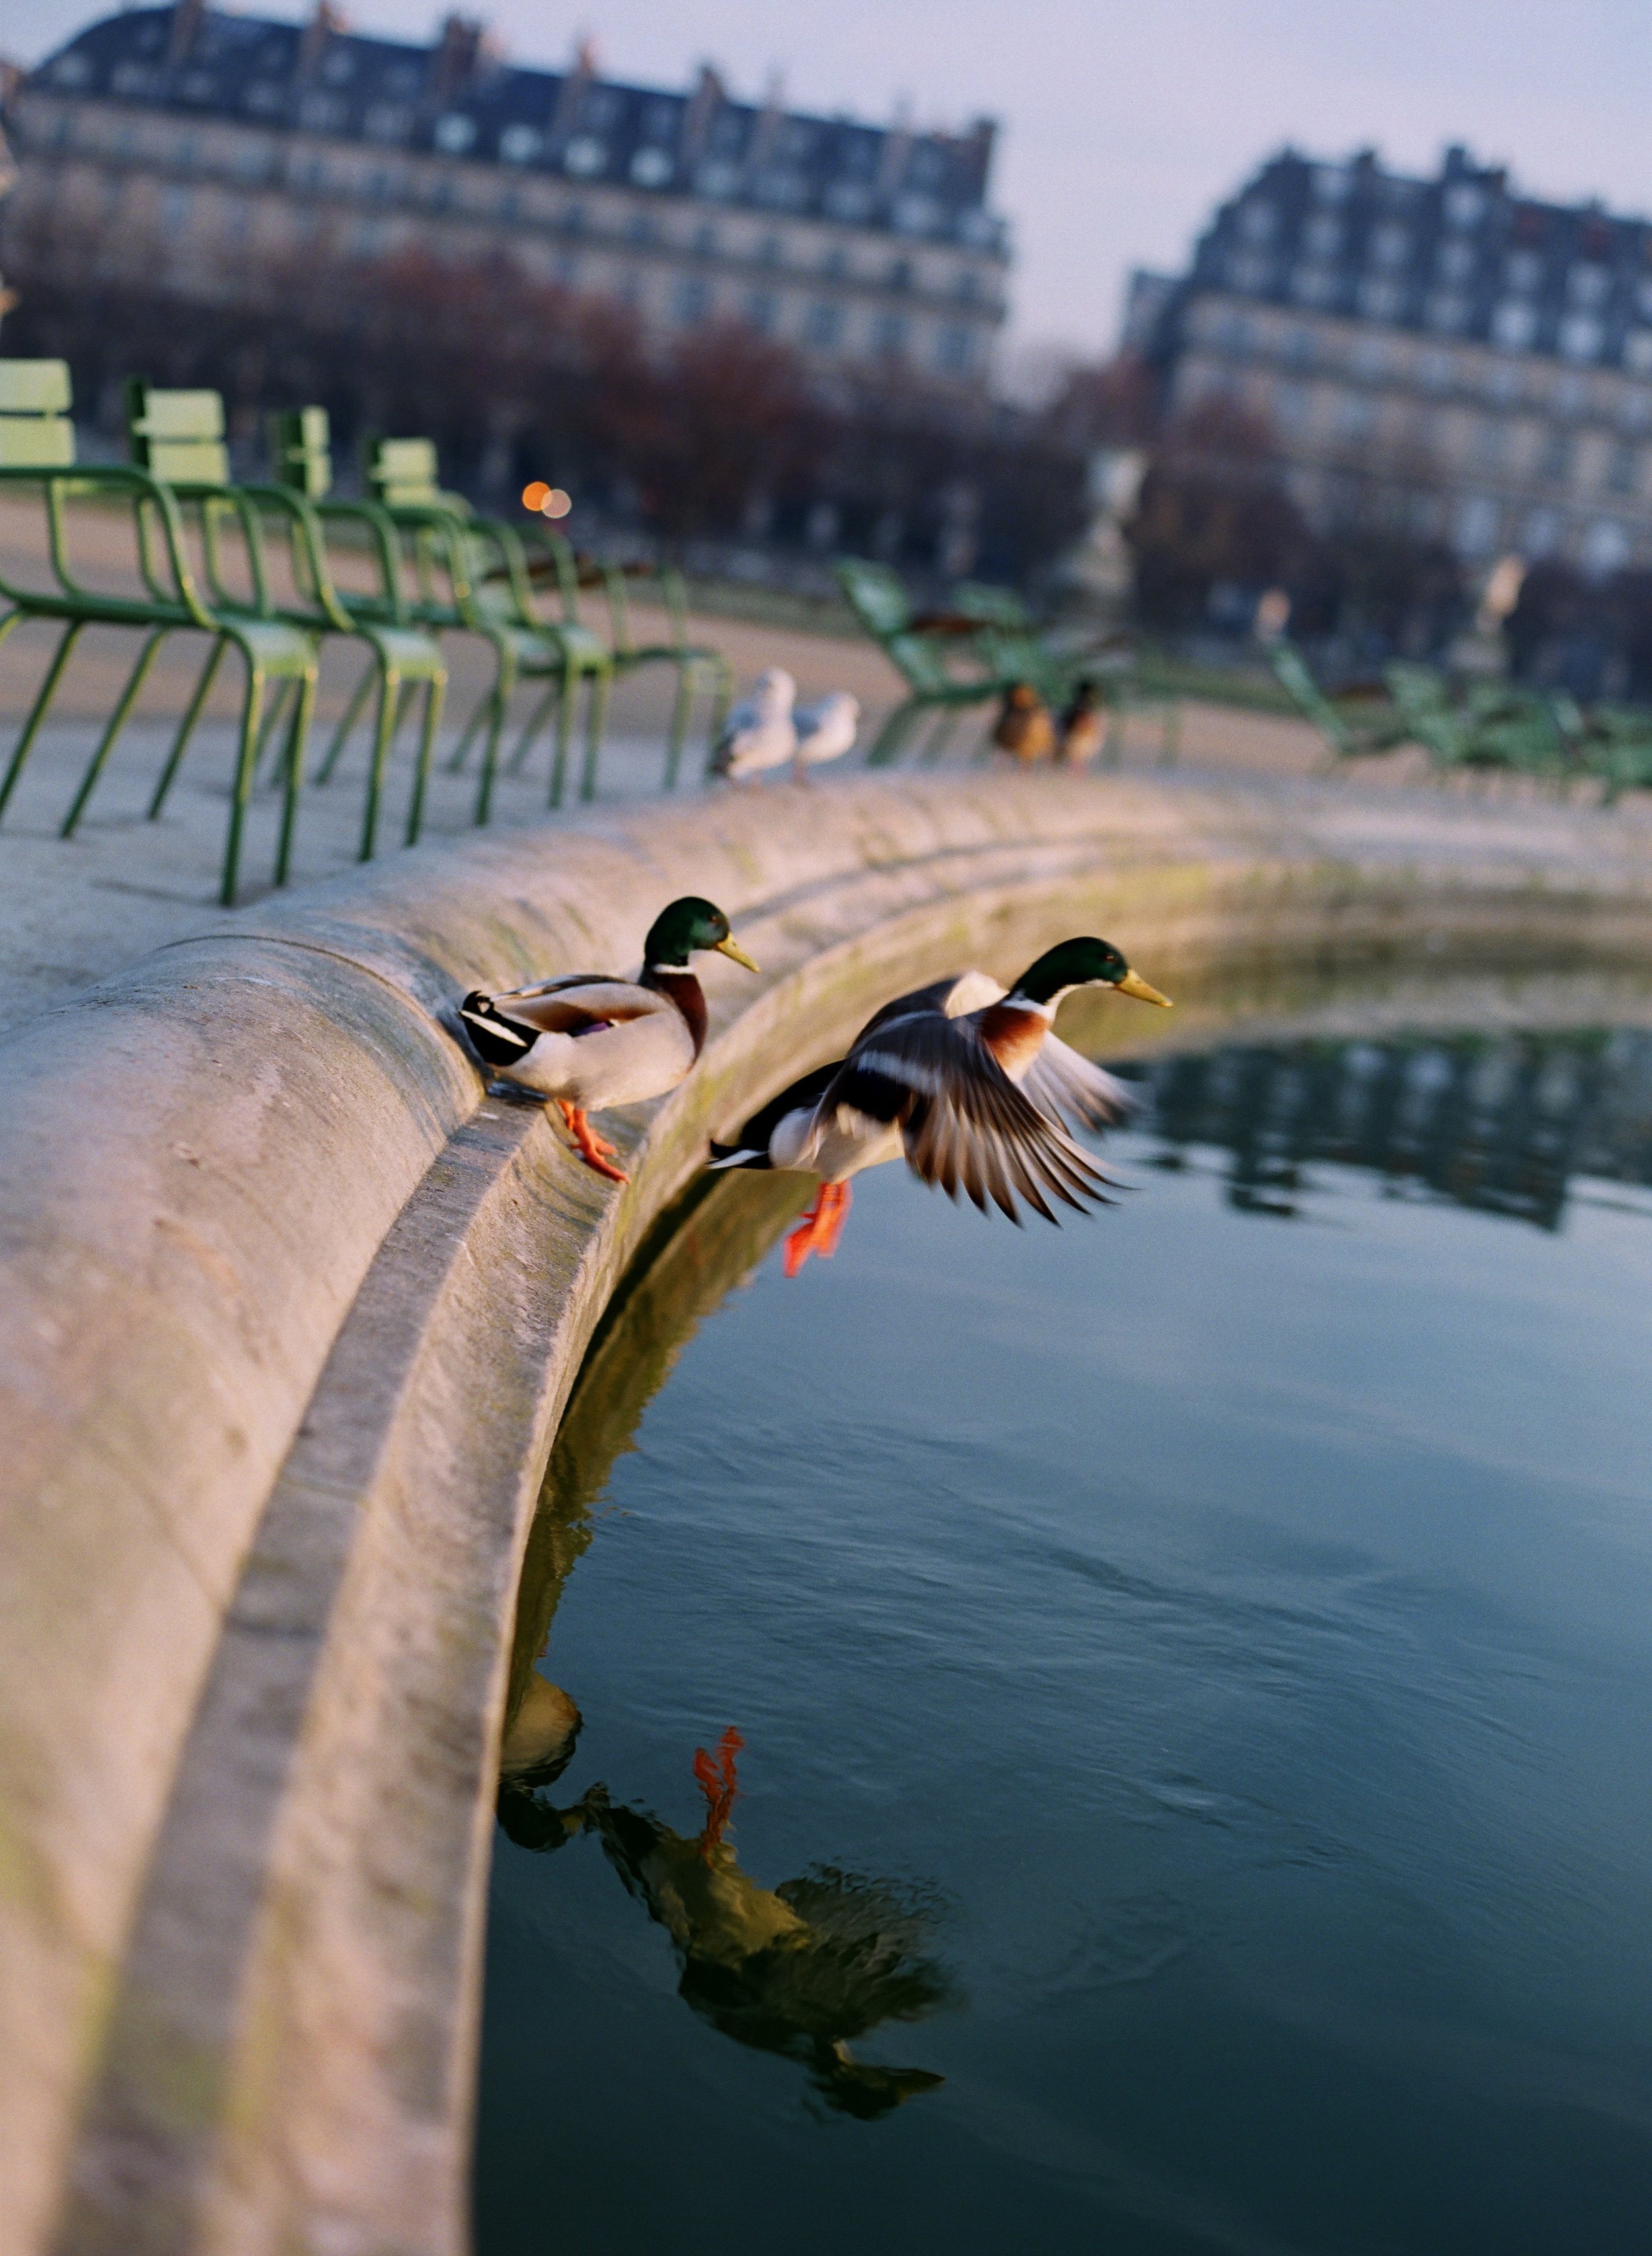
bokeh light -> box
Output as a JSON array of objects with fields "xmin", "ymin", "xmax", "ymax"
[
  {"xmin": 542, "ymin": 488, "xmax": 573, "ymax": 520},
  {"xmin": 521, "ymin": 480, "xmax": 550, "ymax": 512}
]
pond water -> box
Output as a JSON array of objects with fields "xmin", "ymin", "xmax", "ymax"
[{"xmin": 474, "ymin": 998, "xmax": 1652, "ymax": 2256}]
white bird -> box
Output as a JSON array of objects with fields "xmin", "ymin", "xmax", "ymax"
[
  {"xmin": 710, "ymin": 667, "xmax": 798, "ymax": 780},
  {"xmin": 790, "ymin": 691, "xmax": 860, "ymax": 778}
]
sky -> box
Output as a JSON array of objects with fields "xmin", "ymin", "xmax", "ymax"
[{"xmin": 12, "ymin": 0, "xmax": 1652, "ymax": 369}]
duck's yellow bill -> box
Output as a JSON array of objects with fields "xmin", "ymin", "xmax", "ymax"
[
  {"xmin": 715, "ymin": 936, "xmax": 761, "ymax": 973},
  {"xmin": 1116, "ymin": 969, "xmax": 1172, "ymax": 1008}
]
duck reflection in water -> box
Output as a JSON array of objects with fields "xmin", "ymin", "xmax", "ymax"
[{"xmin": 499, "ymin": 1718, "xmax": 955, "ymax": 2119}]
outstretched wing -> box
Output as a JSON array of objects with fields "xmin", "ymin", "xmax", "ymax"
[
  {"xmin": 830, "ymin": 1008, "xmax": 1115, "ymax": 1223},
  {"xmin": 1022, "ymin": 1034, "xmax": 1134, "ymax": 1134}
]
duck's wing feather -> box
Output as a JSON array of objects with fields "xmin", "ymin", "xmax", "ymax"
[
  {"xmin": 484, "ymin": 977, "xmax": 665, "ymax": 1036},
  {"xmin": 829, "ymin": 1008, "xmax": 1114, "ymax": 1223},
  {"xmin": 1022, "ymin": 1034, "xmax": 1134, "ymax": 1133}
]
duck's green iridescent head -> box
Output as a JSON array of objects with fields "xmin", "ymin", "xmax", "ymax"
[
  {"xmin": 1012, "ymin": 936, "xmax": 1172, "ymax": 1009},
  {"xmin": 644, "ymin": 896, "xmax": 760, "ymax": 973}
]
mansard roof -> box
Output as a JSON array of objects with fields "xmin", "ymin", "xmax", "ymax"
[
  {"xmin": 28, "ymin": 3, "xmax": 1008, "ymax": 251},
  {"xmin": 1188, "ymin": 143, "xmax": 1652, "ymax": 372}
]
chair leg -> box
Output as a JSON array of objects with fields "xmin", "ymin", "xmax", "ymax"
[
  {"xmin": 548, "ymin": 669, "xmax": 580, "ymax": 808},
  {"xmin": 358, "ymin": 666, "xmax": 400, "ymax": 862},
  {"xmin": 443, "ymin": 691, "xmax": 490, "ymax": 776},
  {"xmin": 315, "ymin": 661, "xmax": 375, "ymax": 784},
  {"xmin": 662, "ymin": 663, "xmax": 695, "ymax": 792},
  {"xmin": 1158, "ymin": 701, "xmax": 1181, "ymax": 769},
  {"xmin": 578, "ymin": 667, "xmax": 613, "ymax": 804},
  {"xmin": 0, "ymin": 618, "xmax": 85, "ymax": 823},
  {"xmin": 404, "ymin": 672, "xmax": 447, "ymax": 847},
  {"xmin": 258, "ymin": 677, "xmax": 298, "ymax": 770},
  {"xmin": 703, "ymin": 661, "xmax": 733, "ymax": 755},
  {"xmin": 504, "ymin": 681, "xmax": 556, "ymax": 778},
  {"xmin": 919, "ymin": 709, "xmax": 957, "ymax": 765},
  {"xmin": 148, "ymin": 635, "xmax": 227, "ymax": 818},
  {"xmin": 867, "ymin": 698, "xmax": 921, "ymax": 766},
  {"xmin": 60, "ymin": 628, "xmax": 167, "ymax": 838},
  {"xmin": 220, "ymin": 663, "xmax": 268, "ymax": 909},
  {"xmin": 272, "ymin": 664, "xmax": 318, "ymax": 889}
]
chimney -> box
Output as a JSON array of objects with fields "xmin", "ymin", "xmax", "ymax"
[
  {"xmin": 746, "ymin": 69, "xmax": 784, "ymax": 171},
  {"xmin": 431, "ymin": 13, "xmax": 488, "ymax": 108},
  {"xmin": 876, "ymin": 102, "xmax": 914, "ymax": 198},
  {"xmin": 165, "ymin": 0, "xmax": 207, "ymax": 69},
  {"xmin": 297, "ymin": 0, "xmax": 348, "ymax": 83},
  {"xmin": 680, "ymin": 62, "xmax": 725, "ymax": 165},
  {"xmin": 549, "ymin": 34, "xmax": 597, "ymax": 141}
]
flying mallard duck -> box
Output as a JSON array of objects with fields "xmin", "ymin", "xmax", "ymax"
[
  {"xmin": 710, "ymin": 666, "xmax": 798, "ymax": 780},
  {"xmin": 992, "ymin": 681, "xmax": 1055, "ymax": 763},
  {"xmin": 709, "ymin": 936, "xmax": 1170, "ymax": 1273},
  {"xmin": 459, "ymin": 896, "xmax": 759, "ymax": 1184}
]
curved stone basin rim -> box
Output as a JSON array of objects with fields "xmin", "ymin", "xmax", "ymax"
[{"xmin": 7, "ymin": 771, "xmax": 1652, "ymax": 2256}]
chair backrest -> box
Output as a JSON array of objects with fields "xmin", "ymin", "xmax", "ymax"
[
  {"xmin": 367, "ymin": 435, "xmax": 444, "ymax": 508},
  {"xmin": 126, "ymin": 381, "xmax": 231, "ymax": 484},
  {"xmin": 0, "ymin": 359, "xmax": 76, "ymax": 469},
  {"xmin": 952, "ymin": 581, "xmax": 1030, "ymax": 630},
  {"xmin": 835, "ymin": 557, "xmax": 913, "ymax": 640},
  {"xmin": 268, "ymin": 405, "xmax": 333, "ymax": 499}
]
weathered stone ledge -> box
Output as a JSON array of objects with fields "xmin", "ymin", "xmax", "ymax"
[{"xmin": 3, "ymin": 771, "xmax": 1651, "ymax": 2256}]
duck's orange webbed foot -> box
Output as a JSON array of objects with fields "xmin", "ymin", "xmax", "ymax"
[
  {"xmin": 693, "ymin": 1726, "xmax": 744, "ymax": 1859},
  {"xmin": 782, "ymin": 1180, "xmax": 852, "ymax": 1277},
  {"xmin": 558, "ymin": 1102, "xmax": 629, "ymax": 1184}
]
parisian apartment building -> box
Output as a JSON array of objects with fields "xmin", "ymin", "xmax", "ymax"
[
  {"xmin": 1132, "ymin": 143, "xmax": 1652, "ymax": 574},
  {"xmin": 2, "ymin": 0, "xmax": 1010, "ymax": 391}
]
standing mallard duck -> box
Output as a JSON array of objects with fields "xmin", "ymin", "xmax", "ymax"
[
  {"xmin": 993, "ymin": 681, "xmax": 1055, "ymax": 763},
  {"xmin": 459, "ymin": 896, "xmax": 759, "ymax": 1184},
  {"xmin": 709, "ymin": 936, "xmax": 1170, "ymax": 1273}
]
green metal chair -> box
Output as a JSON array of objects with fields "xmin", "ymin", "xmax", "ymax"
[
  {"xmin": 353, "ymin": 440, "xmax": 613, "ymax": 814},
  {"xmin": 262, "ymin": 406, "xmax": 447, "ymax": 859},
  {"xmin": 572, "ymin": 545, "xmax": 733, "ymax": 791},
  {"xmin": 837, "ymin": 557, "xmax": 1039, "ymax": 763},
  {"xmin": 1574, "ymin": 704, "xmax": 1652, "ymax": 805},
  {"xmin": 0, "ymin": 359, "xmax": 315, "ymax": 904},
  {"xmin": 1270, "ymin": 644, "xmax": 1418, "ymax": 772}
]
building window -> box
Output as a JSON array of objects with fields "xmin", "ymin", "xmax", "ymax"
[
  {"xmin": 1626, "ymin": 331, "xmax": 1652, "ymax": 377},
  {"xmin": 497, "ymin": 189, "xmax": 519, "ymax": 221},
  {"xmin": 1273, "ymin": 380, "xmax": 1310, "ymax": 430},
  {"xmin": 1426, "ymin": 293, "xmax": 1468, "ymax": 332},
  {"xmin": 820, "ymin": 245, "xmax": 848, "ymax": 279},
  {"xmin": 564, "ymin": 135, "xmax": 607, "ymax": 176},
  {"xmin": 1335, "ymin": 391, "xmax": 1374, "ymax": 439},
  {"xmin": 1505, "ymin": 250, "xmax": 1544, "ymax": 293},
  {"xmin": 1369, "ymin": 223, "xmax": 1410, "ymax": 271},
  {"xmin": 1238, "ymin": 199, "xmax": 1277, "ymax": 246},
  {"xmin": 1474, "ymin": 417, "xmax": 1507, "ymax": 467},
  {"xmin": 1606, "ymin": 442, "xmax": 1640, "ymax": 496},
  {"xmin": 1437, "ymin": 240, "xmax": 1476, "ymax": 283},
  {"xmin": 624, "ymin": 210, "xmax": 655, "ymax": 245},
  {"xmin": 1291, "ymin": 266, "xmax": 1335, "ymax": 307},
  {"xmin": 1568, "ymin": 263, "xmax": 1610, "ymax": 308},
  {"xmin": 433, "ymin": 114, "xmax": 475, "ymax": 154},
  {"xmin": 872, "ymin": 311, "xmax": 909, "ymax": 356},
  {"xmin": 1454, "ymin": 494, "xmax": 1501, "ymax": 556},
  {"xmin": 1491, "ymin": 300, "xmax": 1538, "ymax": 351},
  {"xmin": 755, "ymin": 231, "xmax": 784, "ymax": 264},
  {"xmin": 1559, "ymin": 315, "xmax": 1605, "ymax": 362},
  {"xmin": 630, "ymin": 147, "xmax": 672, "ymax": 187},
  {"xmin": 936, "ymin": 323, "xmax": 975, "ymax": 373},
  {"xmin": 1283, "ymin": 325, "xmax": 1314, "ymax": 367},
  {"xmin": 673, "ymin": 275, "xmax": 712, "ymax": 324},
  {"xmin": 1445, "ymin": 183, "xmax": 1485, "ymax": 228},
  {"xmin": 1304, "ymin": 215, "xmax": 1341, "ymax": 259},
  {"xmin": 1522, "ymin": 507, "xmax": 1561, "ymax": 556},
  {"xmin": 803, "ymin": 299, "xmax": 843, "ymax": 347},
  {"xmin": 500, "ymin": 125, "xmax": 543, "ymax": 164},
  {"xmin": 161, "ymin": 185, "xmax": 192, "ymax": 239},
  {"xmin": 1359, "ymin": 279, "xmax": 1404, "ymax": 322},
  {"xmin": 1418, "ymin": 350, "xmax": 1455, "ymax": 390},
  {"xmin": 1583, "ymin": 518, "xmax": 1631, "ymax": 574},
  {"xmin": 692, "ymin": 221, "xmax": 718, "ymax": 256},
  {"xmin": 174, "ymin": 136, "xmax": 198, "ymax": 171},
  {"xmin": 744, "ymin": 287, "xmax": 778, "ymax": 332},
  {"xmin": 1540, "ymin": 431, "xmax": 1575, "ymax": 484},
  {"xmin": 887, "ymin": 257, "xmax": 913, "ymax": 291}
]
